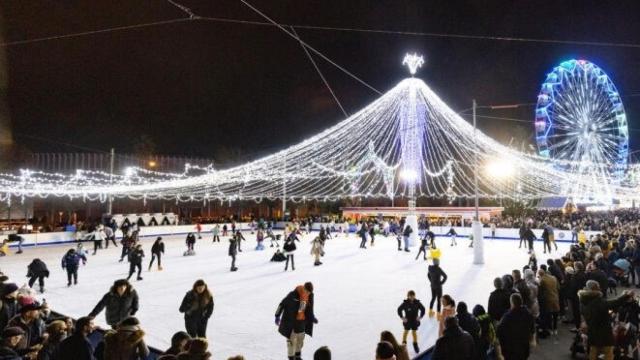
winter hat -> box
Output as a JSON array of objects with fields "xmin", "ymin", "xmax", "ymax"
[
  {"xmin": 1, "ymin": 326, "xmax": 25, "ymax": 338},
  {"xmin": 18, "ymin": 296, "xmax": 35, "ymax": 307},
  {"xmin": 187, "ymin": 338, "xmax": 209, "ymax": 354},
  {"xmin": 118, "ymin": 316, "xmax": 140, "ymax": 327},
  {"xmin": 19, "ymin": 303, "xmax": 43, "ymax": 313},
  {"xmin": 1, "ymin": 283, "xmax": 18, "ymax": 297}
]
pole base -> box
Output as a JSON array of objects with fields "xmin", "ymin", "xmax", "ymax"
[{"xmin": 472, "ymin": 220, "xmax": 484, "ymax": 264}]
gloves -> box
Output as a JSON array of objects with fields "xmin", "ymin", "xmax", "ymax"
[
  {"xmin": 313, "ymin": 318, "xmax": 319, "ymax": 324},
  {"xmin": 275, "ymin": 315, "xmax": 281, "ymax": 325}
]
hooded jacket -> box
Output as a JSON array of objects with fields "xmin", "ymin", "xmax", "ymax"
[
  {"xmin": 103, "ymin": 326, "xmax": 149, "ymax": 360},
  {"xmin": 579, "ymin": 289, "xmax": 630, "ymax": 347}
]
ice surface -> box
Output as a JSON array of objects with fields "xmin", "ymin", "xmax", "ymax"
[{"xmin": 0, "ymin": 232, "xmax": 569, "ymax": 359}]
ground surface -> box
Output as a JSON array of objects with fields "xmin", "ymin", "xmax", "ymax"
[{"xmin": 0, "ymin": 232, "xmax": 570, "ymax": 359}]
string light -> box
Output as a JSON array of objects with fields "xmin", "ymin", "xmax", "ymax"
[{"xmin": 0, "ymin": 77, "xmax": 637, "ymax": 203}]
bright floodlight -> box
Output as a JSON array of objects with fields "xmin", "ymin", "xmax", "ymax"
[
  {"xmin": 402, "ymin": 53, "xmax": 425, "ymax": 75},
  {"xmin": 485, "ymin": 160, "xmax": 515, "ymax": 179},
  {"xmin": 400, "ymin": 168, "xmax": 418, "ymax": 182}
]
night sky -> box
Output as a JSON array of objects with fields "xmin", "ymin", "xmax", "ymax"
[{"xmin": 2, "ymin": 1, "xmax": 640, "ymax": 166}]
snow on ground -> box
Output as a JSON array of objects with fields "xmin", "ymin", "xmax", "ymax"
[{"xmin": 0, "ymin": 232, "xmax": 569, "ymax": 359}]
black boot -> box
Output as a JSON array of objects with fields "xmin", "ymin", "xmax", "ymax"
[
  {"xmin": 413, "ymin": 342, "xmax": 420, "ymax": 353},
  {"xmin": 295, "ymin": 352, "xmax": 302, "ymax": 360}
]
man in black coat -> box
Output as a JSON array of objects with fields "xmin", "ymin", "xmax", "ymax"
[
  {"xmin": 0, "ymin": 327, "xmax": 31, "ymax": 360},
  {"xmin": 27, "ymin": 259, "xmax": 49, "ymax": 293},
  {"xmin": 497, "ymin": 293, "xmax": 535, "ymax": 360},
  {"xmin": 126, "ymin": 244, "xmax": 144, "ymax": 281},
  {"xmin": 488, "ymin": 277, "xmax": 511, "ymax": 323},
  {"xmin": 275, "ymin": 282, "xmax": 317, "ymax": 360},
  {"xmin": 0, "ymin": 283, "xmax": 19, "ymax": 331},
  {"xmin": 88, "ymin": 279, "xmax": 139, "ymax": 328},
  {"xmin": 56, "ymin": 316, "xmax": 95, "ymax": 360},
  {"xmin": 397, "ymin": 290, "xmax": 426, "ymax": 353},
  {"xmin": 432, "ymin": 316, "xmax": 474, "ymax": 360}
]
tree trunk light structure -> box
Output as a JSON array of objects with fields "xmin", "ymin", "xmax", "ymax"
[{"xmin": 472, "ymin": 99, "xmax": 484, "ymax": 264}]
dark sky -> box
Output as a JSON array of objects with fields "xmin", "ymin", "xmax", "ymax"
[{"xmin": 2, "ymin": 0, "xmax": 640, "ymax": 164}]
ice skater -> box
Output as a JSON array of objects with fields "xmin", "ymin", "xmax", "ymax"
[
  {"xmin": 89, "ymin": 279, "xmax": 139, "ymax": 329},
  {"xmin": 196, "ymin": 222, "xmax": 202, "ymax": 239},
  {"xmin": 446, "ymin": 224, "xmax": 457, "ymax": 246},
  {"xmin": 61, "ymin": 248, "xmax": 87, "ymax": 287},
  {"xmin": 185, "ymin": 233, "xmax": 196, "ymax": 256},
  {"xmin": 256, "ymin": 229, "xmax": 265, "ymax": 251},
  {"xmin": 119, "ymin": 234, "xmax": 133, "ymax": 262},
  {"xmin": 149, "ymin": 237, "xmax": 164, "ymax": 271},
  {"xmin": 369, "ymin": 222, "xmax": 376, "ymax": 247},
  {"xmin": 266, "ymin": 228, "xmax": 280, "ymax": 248},
  {"xmin": 310, "ymin": 236, "xmax": 324, "ymax": 266},
  {"xmin": 358, "ymin": 222, "xmax": 368, "ymax": 249},
  {"xmin": 126, "ymin": 244, "xmax": 144, "ymax": 281},
  {"xmin": 222, "ymin": 224, "xmax": 228, "ymax": 237},
  {"xmin": 427, "ymin": 258, "xmax": 447, "ymax": 318},
  {"xmin": 234, "ymin": 230, "xmax": 246, "ymax": 252},
  {"xmin": 283, "ymin": 232, "xmax": 300, "ymax": 271},
  {"xmin": 397, "ymin": 290, "xmax": 426, "ymax": 353},
  {"xmin": 403, "ymin": 224, "xmax": 413, "ymax": 252},
  {"xmin": 415, "ymin": 233, "xmax": 429, "ymax": 261},
  {"xmin": 179, "ymin": 279, "xmax": 214, "ymax": 338},
  {"xmin": 104, "ymin": 225, "xmax": 117, "ymax": 248},
  {"xmin": 212, "ymin": 224, "xmax": 220, "ymax": 243},
  {"xmin": 275, "ymin": 282, "xmax": 317, "ymax": 360},
  {"xmin": 91, "ymin": 225, "xmax": 106, "ymax": 255},
  {"xmin": 228, "ymin": 235, "xmax": 238, "ymax": 272},
  {"xmin": 27, "ymin": 258, "xmax": 49, "ymax": 293}
]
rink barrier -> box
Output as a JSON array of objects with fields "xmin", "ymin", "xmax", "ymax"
[{"xmin": 7, "ymin": 223, "xmax": 601, "ymax": 248}]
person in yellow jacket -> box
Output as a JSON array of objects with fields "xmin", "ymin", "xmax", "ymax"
[{"xmin": 577, "ymin": 229, "xmax": 587, "ymax": 246}]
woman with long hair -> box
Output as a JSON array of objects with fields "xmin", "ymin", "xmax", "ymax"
[
  {"xmin": 380, "ymin": 330, "xmax": 410, "ymax": 360},
  {"xmin": 179, "ymin": 279, "xmax": 214, "ymax": 337},
  {"xmin": 438, "ymin": 294, "xmax": 456, "ymax": 337}
]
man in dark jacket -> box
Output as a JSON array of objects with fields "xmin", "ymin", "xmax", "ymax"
[
  {"xmin": 275, "ymin": 282, "xmax": 317, "ymax": 360},
  {"xmin": 7, "ymin": 303, "xmax": 45, "ymax": 351},
  {"xmin": 586, "ymin": 264, "xmax": 609, "ymax": 298},
  {"xmin": 568, "ymin": 261, "xmax": 587, "ymax": 330},
  {"xmin": 126, "ymin": 244, "xmax": 144, "ymax": 281},
  {"xmin": 579, "ymin": 280, "xmax": 632, "ymax": 360},
  {"xmin": 26, "ymin": 259, "xmax": 49, "ymax": 293},
  {"xmin": 428, "ymin": 258, "xmax": 448, "ymax": 317},
  {"xmin": 89, "ymin": 279, "xmax": 139, "ymax": 328},
  {"xmin": 432, "ymin": 316, "xmax": 474, "ymax": 360},
  {"xmin": 56, "ymin": 316, "xmax": 95, "ymax": 360},
  {"xmin": 61, "ymin": 248, "xmax": 87, "ymax": 286},
  {"xmin": 228, "ymin": 236, "xmax": 238, "ymax": 272},
  {"xmin": 456, "ymin": 302, "xmax": 480, "ymax": 357},
  {"xmin": 397, "ymin": 290, "xmax": 426, "ymax": 353},
  {"xmin": 0, "ymin": 283, "xmax": 19, "ymax": 330},
  {"xmin": 497, "ymin": 293, "xmax": 535, "ymax": 360},
  {"xmin": 487, "ymin": 277, "xmax": 511, "ymax": 323},
  {"xmin": 0, "ymin": 327, "xmax": 32, "ymax": 360}
]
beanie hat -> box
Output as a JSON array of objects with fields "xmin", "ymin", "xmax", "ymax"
[
  {"xmin": 118, "ymin": 316, "xmax": 140, "ymax": 327},
  {"xmin": 1, "ymin": 326, "xmax": 25, "ymax": 338},
  {"xmin": 376, "ymin": 341, "xmax": 395, "ymax": 358},
  {"xmin": 1, "ymin": 283, "xmax": 18, "ymax": 297}
]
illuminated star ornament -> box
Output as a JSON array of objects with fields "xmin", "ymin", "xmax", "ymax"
[{"xmin": 402, "ymin": 53, "xmax": 425, "ymax": 76}]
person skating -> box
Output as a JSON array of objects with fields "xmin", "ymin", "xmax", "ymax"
[
  {"xmin": 91, "ymin": 225, "xmax": 106, "ymax": 256},
  {"xmin": 26, "ymin": 258, "xmax": 49, "ymax": 293},
  {"xmin": 310, "ymin": 236, "xmax": 324, "ymax": 266},
  {"xmin": 403, "ymin": 224, "xmax": 413, "ymax": 252},
  {"xmin": 256, "ymin": 229, "xmax": 265, "ymax": 251},
  {"xmin": 149, "ymin": 237, "xmax": 165, "ymax": 271},
  {"xmin": 222, "ymin": 224, "xmax": 228, "ymax": 237},
  {"xmin": 104, "ymin": 222, "xmax": 117, "ymax": 248},
  {"xmin": 426, "ymin": 229, "xmax": 436, "ymax": 249},
  {"xmin": 397, "ymin": 290, "xmax": 426, "ymax": 353},
  {"xmin": 446, "ymin": 225, "xmax": 457, "ymax": 246},
  {"xmin": 524, "ymin": 225, "xmax": 536, "ymax": 254},
  {"xmin": 195, "ymin": 222, "xmax": 202, "ymax": 239},
  {"xmin": 119, "ymin": 234, "xmax": 133, "ymax": 263},
  {"xmin": 275, "ymin": 282, "xmax": 317, "ymax": 360},
  {"xmin": 369, "ymin": 223, "xmax": 376, "ymax": 247},
  {"xmin": 358, "ymin": 222, "xmax": 368, "ymax": 249},
  {"xmin": 61, "ymin": 248, "xmax": 87, "ymax": 287},
  {"xmin": 270, "ymin": 249, "xmax": 286, "ymax": 262},
  {"xmin": 89, "ymin": 279, "xmax": 139, "ymax": 329},
  {"xmin": 518, "ymin": 223, "xmax": 527, "ymax": 249},
  {"xmin": 266, "ymin": 227, "xmax": 280, "ymax": 248},
  {"xmin": 179, "ymin": 279, "xmax": 214, "ymax": 338},
  {"xmin": 428, "ymin": 258, "xmax": 448, "ymax": 318},
  {"xmin": 542, "ymin": 223, "xmax": 552, "ymax": 254},
  {"xmin": 415, "ymin": 233, "xmax": 429, "ymax": 261},
  {"xmin": 283, "ymin": 232, "xmax": 300, "ymax": 271},
  {"xmin": 126, "ymin": 244, "xmax": 144, "ymax": 281},
  {"xmin": 234, "ymin": 230, "xmax": 246, "ymax": 252},
  {"xmin": 212, "ymin": 224, "xmax": 220, "ymax": 243},
  {"xmin": 185, "ymin": 233, "xmax": 196, "ymax": 254},
  {"xmin": 229, "ymin": 235, "xmax": 239, "ymax": 272}
]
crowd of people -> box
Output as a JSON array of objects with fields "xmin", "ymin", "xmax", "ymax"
[{"xmin": 4, "ymin": 211, "xmax": 640, "ymax": 360}]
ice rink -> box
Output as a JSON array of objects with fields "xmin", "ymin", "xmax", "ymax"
[{"xmin": 0, "ymin": 231, "xmax": 569, "ymax": 359}]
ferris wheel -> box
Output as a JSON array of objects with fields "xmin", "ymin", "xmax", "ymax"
[{"xmin": 534, "ymin": 59, "xmax": 629, "ymax": 179}]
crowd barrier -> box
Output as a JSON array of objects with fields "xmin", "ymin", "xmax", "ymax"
[{"xmin": 8, "ymin": 223, "xmax": 601, "ymax": 248}]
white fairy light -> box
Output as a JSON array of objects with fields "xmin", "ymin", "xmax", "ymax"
[
  {"xmin": 402, "ymin": 53, "xmax": 425, "ymax": 76},
  {"xmin": 0, "ymin": 76, "xmax": 635, "ymax": 203}
]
